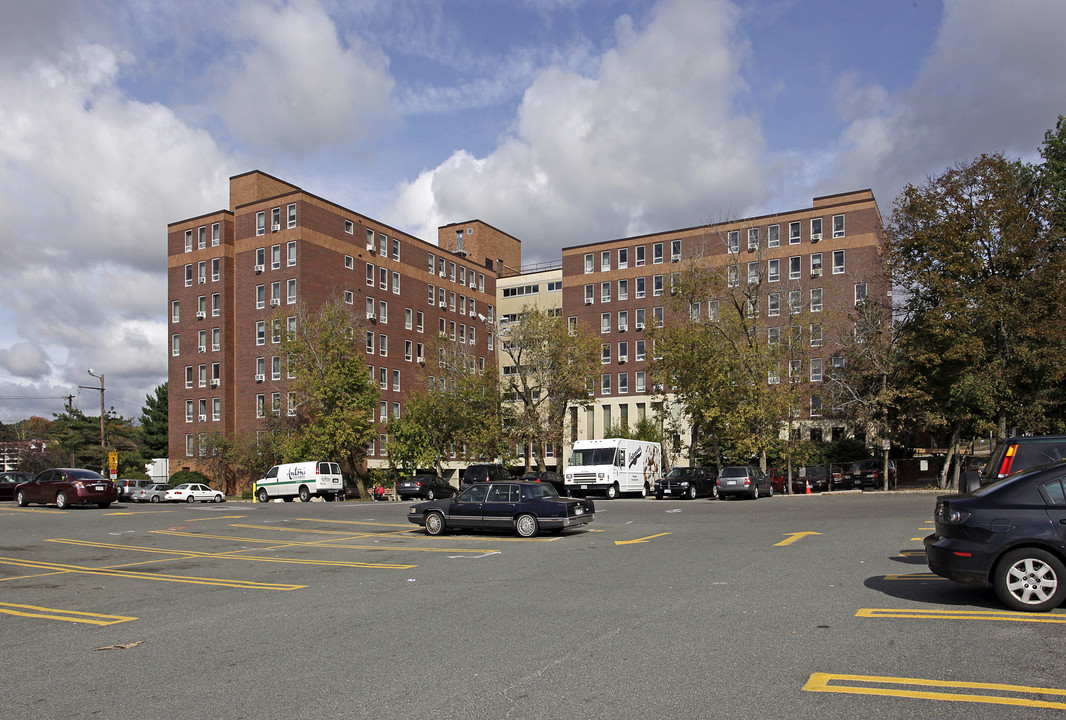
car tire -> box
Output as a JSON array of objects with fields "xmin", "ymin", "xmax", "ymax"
[
  {"xmin": 424, "ymin": 511, "xmax": 446, "ymax": 536},
  {"xmin": 515, "ymin": 513, "xmax": 539, "ymax": 538},
  {"xmin": 98, "ymin": 502, "xmax": 111, "ymax": 509},
  {"xmin": 151, "ymin": 496, "xmax": 160, "ymax": 503},
  {"xmin": 640, "ymin": 485, "xmax": 648, "ymax": 498},
  {"xmin": 323, "ymin": 493, "xmax": 335, "ymax": 502},
  {"xmin": 605, "ymin": 484, "xmax": 619, "ymax": 500},
  {"xmin": 751, "ymin": 484, "xmax": 759, "ymax": 500},
  {"xmin": 186, "ymin": 495, "xmax": 196, "ymax": 503},
  {"xmin": 214, "ymin": 494, "xmax": 224, "ymax": 503},
  {"xmin": 710, "ymin": 485, "xmax": 719, "ymax": 500},
  {"xmin": 767, "ymin": 482, "xmax": 774, "ymax": 498},
  {"xmin": 15, "ymin": 490, "xmax": 28, "ymax": 507},
  {"xmin": 427, "ymin": 490, "xmax": 435, "ymax": 501},
  {"xmin": 655, "ymin": 493, "xmax": 664, "ymax": 500},
  {"xmin": 283, "ymin": 496, "xmax": 294, "ymax": 502},
  {"xmin": 686, "ymin": 486, "xmax": 697, "ymax": 500},
  {"xmin": 299, "ymin": 486, "xmax": 311, "ymax": 502},
  {"xmin": 994, "ymin": 548, "xmax": 1066, "ymax": 612},
  {"xmin": 56, "ymin": 491, "xmax": 69, "ymax": 509},
  {"xmin": 256, "ymin": 488, "xmax": 269, "ymax": 504}
]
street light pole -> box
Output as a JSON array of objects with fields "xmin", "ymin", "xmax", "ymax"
[{"xmin": 86, "ymin": 369, "xmax": 105, "ymax": 473}]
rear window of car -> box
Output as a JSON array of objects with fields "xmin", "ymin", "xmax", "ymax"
[
  {"xmin": 720, "ymin": 467, "xmax": 747, "ymax": 477},
  {"xmin": 70, "ymin": 469, "xmax": 106, "ymax": 480}
]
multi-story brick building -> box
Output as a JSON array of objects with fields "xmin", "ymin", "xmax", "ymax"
[{"xmin": 168, "ymin": 173, "xmax": 885, "ymax": 480}]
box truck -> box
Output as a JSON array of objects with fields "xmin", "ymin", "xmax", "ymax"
[{"xmin": 564, "ymin": 439, "xmax": 662, "ymax": 499}]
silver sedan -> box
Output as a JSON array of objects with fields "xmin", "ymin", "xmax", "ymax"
[{"xmin": 134, "ymin": 483, "xmax": 171, "ymax": 503}]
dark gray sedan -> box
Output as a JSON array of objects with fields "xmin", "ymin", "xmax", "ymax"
[
  {"xmin": 396, "ymin": 474, "xmax": 456, "ymax": 501},
  {"xmin": 407, "ymin": 481, "xmax": 595, "ymax": 538}
]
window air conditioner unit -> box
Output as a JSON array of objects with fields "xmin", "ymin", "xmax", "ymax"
[
  {"xmin": 672, "ymin": 256, "xmax": 681, "ymax": 262},
  {"xmin": 198, "ymin": 277, "xmax": 206, "ymax": 284},
  {"xmin": 197, "ymin": 345, "xmax": 206, "ymax": 353},
  {"xmin": 271, "ymin": 223, "xmax": 280, "ymax": 232},
  {"xmin": 636, "ymin": 322, "xmax": 645, "ymax": 330},
  {"xmin": 198, "ymin": 414, "xmax": 207, "ymax": 422},
  {"xmin": 811, "ymin": 233, "xmax": 822, "ymax": 242},
  {"xmin": 210, "ymin": 379, "xmax": 220, "ymax": 387},
  {"xmin": 254, "ymin": 264, "xmax": 264, "ymax": 274},
  {"xmin": 416, "ymin": 356, "xmax": 425, "ymax": 365},
  {"xmin": 195, "ymin": 311, "xmax": 206, "ymax": 319},
  {"xmin": 618, "ymin": 355, "xmax": 627, "ymax": 363},
  {"xmin": 366, "ymin": 313, "xmax": 376, "ymax": 321},
  {"xmin": 270, "ymin": 298, "xmax": 280, "ymax": 307},
  {"xmin": 367, "ymin": 243, "xmax": 375, "ymax": 253},
  {"xmin": 618, "ymin": 324, "xmax": 627, "ymax": 332},
  {"xmin": 439, "ymin": 301, "xmax": 447, "ymax": 309},
  {"xmin": 439, "ymin": 271, "xmax": 446, "ymax": 278},
  {"xmin": 584, "ymin": 298, "xmax": 593, "ymax": 305},
  {"xmin": 811, "ymin": 270, "xmax": 822, "ymax": 278},
  {"xmin": 670, "ymin": 287, "xmax": 677, "ymax": 295},
  {"xmin": 747, "ymin": 246, "xmax": 756, "ymax": 253},
  {"xmin": 255, "ymin": 373, "xmax": 265, "ymax": 382}
]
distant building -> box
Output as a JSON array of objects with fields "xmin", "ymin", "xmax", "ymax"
[{"xmin": 168, "ymin": 172, "xmax": 886, "ymax": 480}]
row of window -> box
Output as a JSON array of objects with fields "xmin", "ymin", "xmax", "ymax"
[
  {"xmin": 345, "ymin": 223, "xmax": 403, "ymax": 263},
  {"xmin": 185, "ymin": 364, "xmax": 221, "ymax": 388},
  {"xmin": 501, "ymin": 281, "xmax": 562, "ymax": 298},
  {"xmin": 728, "ymin": 251, "xmax": 846, "ymax": 287},
  {"xmin": 255, "ymin": 280, "xmax": 297, "ymax": 308},
  {"xmin": 185, "ymin": 397, "xmax": 224, "ymax": 423},
  {"xmin": 727, "ymin": 215, "xmax": 845, "ymax": 253},
  {"xmin": 426, "ymin": 252, "xmax": 487, "ymax": 292},
  {"xmin": 253, "ymin": 242, "xmax": 297, "ymax": 273},
  {"xmin": 184, "ymin": 222, "xmax": 222, "ymax": 252},
  {"xmin": 172, "ymin": 328, "xmax": 223, "ymax": 356},
  {"xmin": 172, "ymin": 294, "xmax": 221, "ymax": 323},
  {"xmin": 255, "ymin": 204, "xmax": 298, "ymax": 236}
]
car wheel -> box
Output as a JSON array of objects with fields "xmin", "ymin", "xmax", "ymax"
[
  {"xmin": 322, "ymin": 493, "xmax": 335, "ymax": 502},
  {"xmin": 256, "ymin": 488, "xmax": 269, "ymax": 504},
  {"xmin": 710, "ymin": 485, "xmax": 719, "ymax": 500},
  {"xmin": 686, "ymin": 485, "xmax": 697, "ymax": 500},
  {"xmin": 424, "ymin": 511, "xmax": 446, "ymax": 536},
  {"xmin": 56, "ymin": 491, "xmax": 69, "ymax": 509},
  {"xmin": 515, "ymin": 514, "xmax": 539, "ymax": 538},
  {"xmin": 994, "ymin": 548, "xmax": 1066, "ymax": 612},
  {"xmin": 214, "ymin": 494, "xmax": 224, "ymax": 503},
  {"xmin": 427, "ymin": 490, "xmax": 435, "ymax": 501},
  {"xmin": 767, "ymin": 482, "xmax": 774, "ymax": 497},
  {"xmin": 150, "ymin": 496, "xmax": 160, "ymax": 503},
  {"xmin": 299, "ymin": 486, "xmax": 311, "ymax": 502},
  {"xmin": 15, "ymin": 490, "xmax": 28, "ymax": 507},
  {"xmin": 655, "ymin": 493, "xmax": 664, "ymax": 500},
  {"xmin": 751, "ymin": 484, "xmax": 759, "ymax": 500},
  {"xmin": 605, "ymin": 484, "xmax": 619, "ymax": 500},
  {"xmin": 186, "ymin": 495, "xmax": 196, "ymax": 503},
  {"xmin": 98, "ymin": 502, "xmax": 111, "ymax": 509}
]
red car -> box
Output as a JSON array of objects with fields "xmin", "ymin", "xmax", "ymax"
[{"xmin": 15, "ymin": 468, "xmax": 118, "ymax": 509}]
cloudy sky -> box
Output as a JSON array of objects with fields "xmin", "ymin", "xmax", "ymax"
[{"xmin": 1, "ymin": 0, "xmax": 1064, "ymax": 424}]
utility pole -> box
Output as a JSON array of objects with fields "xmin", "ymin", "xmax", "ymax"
[{"xmin": 83, "ymin": 369, "xmax": 105, "ymax": 474}]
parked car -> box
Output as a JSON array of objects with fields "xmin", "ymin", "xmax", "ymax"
[
  {"xmin": 14, "ymin": 468, "xmax": 118, "ymax": 509},
  {"xmin": 134, "ymin": 483, "xmax": 171, "ymax": 503},
  {"xmin": 768, "ymin": 468, "xmax": 787, "ymax": 495},
  {"xmin": 165, "ymin": 483, "xmax": 224, "ymax": 503},
  {"xmin": 396, "ymin": 474, "xmax": 456, "ymax": 501},
  {"xmin": 0, "ymin": 471, "xmax": 34, "ymax": 501},
  {"xmin": 839, "ymin": 459, "xmax": 896, "ymax": 490},
  {"xmin": 115, "ymin": 478, "xmax": 153, "ymax": 501},
  {"xmin": 655, "ymin": 466, "xmax": 718, "ymax": 499},
  {"xmin": 796, "ymin": 466, "xmax": 834, "ymax": 493},
  {"xmin": 408, "ymin": 480, "xmax": 595, "ymax": 538},
  {"xmin": 716, "ymin": 466, "xmax": 773, "ymax": 500},
  {"xmin": 519, "ymin": 470, "xmax": 567, "ymax": 495},
  {"xmin": 961, "ymin": 435, "xmax": 1066, "ymax": 493},
  {"xmin": 460, "ymin": 463, "xmax": 511, "ymax": 489},
  {"xmin": 925, "ymin": 460, "xmax": 1066, "ymax": 612}
]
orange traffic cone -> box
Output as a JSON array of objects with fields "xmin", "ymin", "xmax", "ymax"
[{"xmin": 805, "ymin": 481, "xmax": 812, "ymax": 494}]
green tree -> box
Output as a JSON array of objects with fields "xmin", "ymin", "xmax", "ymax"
[
  {"xmin": 280, "ymin": 300, "xmax": 379, "ymax": 498},
  {"xmin": 887, "ymin": 153, "xmax": 1066, "ymax": 450},
  {"xmin": 137, "ymin": 382, "xmax": 168, "ymax": 459},
  {"xmin": 498, "ymin": 307, "xmax": 599, "ymax": 471}
]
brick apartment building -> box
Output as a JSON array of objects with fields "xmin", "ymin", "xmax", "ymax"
[{"xmin": 168, "ymin": 172, "xmax": 886, "ymax": 479}]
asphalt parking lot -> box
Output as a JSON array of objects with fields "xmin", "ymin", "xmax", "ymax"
[{"xmin": 2, "ymin": 491, "xmax": 1064, "ymax": 720}]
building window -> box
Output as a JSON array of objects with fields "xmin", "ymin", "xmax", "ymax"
[
  {"xmin": 810, "ymin": 395, "xmax": 822, "ymax": 417},
  {"xmin": 211, "ymin": 258, "xmax": 220, "ymax": 282},
  {"xmin": 789, "ymin": 256, "xmax": 801, "ymax": 281},
  {"xmin": 653, "ymin": 275, "xmax": 663, "ymax": 296},
  {"xmin": 768, "ymin": 326, "xmax": 780, "ymax": 346},
  {"xmin": 635, "ymin": 371, "xmax": 646, "ymax": 393},
  {"xmin": 617, "ymin": 279, "xmax": 629, "ymax": 301},
  {"xmin": 287, "ymin": 241, "xmax": 296, "ymax": 267},
  {"xmin": 601, "ymin": 313, "xmax": 611, "ymax": 333},
  {"xmin": 636, "ymin": 277, "xmax": 646, "ymax": 299},
  {"xmin": 768, "ymin": 292, "xmax": 780, "ymax": 317},
  {"xmin": 618, "ymin": 247, "xmax": 628, "ymax": 269},
  {"xmin": 727, "ymin": 230, "xmax": 739, "ymax": 254},
  {"xmin": 727, "ymin": 265, "xmax": 738, "ymax": 287},
  {"xmin": 810, "ymin": 357, "xmax": 823, "ymax": 382},
  {"xmin": 635, "ymin": 245, "xmax": 646, "ymax": 267},
  {"xmin": 287, "ymin": 279, "xmax": 296, "ymax": 304},
  {"xmin": 618, "ymin": 310, "xmax": 629, "ymax": 331},
  {"xmin": 601, "ymin": 343, "xmax": 611, "ymax": 364},
  {"xmin": 184, "ymin": 264, "xmax": 192, "ymax": 287},
  {"xmin": 344, "ymin": 290, "xmax": 354, "ymax": 304},
  {"xmin": 833, "ymin": 250, "xmax": 845, "ymax": 274},
  {"xmin": 365, "ymin": 331, "xmax": 374, "ymax": 354},
  {"xmin": 619, "ymin": 373, "xmax": 629, "ymax": 393},
  {"xmin": 584, "ymin": 253, "xmax": 594, "ymax": 274},
  {"xmin": 855, "ymin": 282, "xmax": 868, "ymax": 304},
  {"xmin": 768, "ymin": 362, "xmax": 780, "ymax": 385},
  {"xmin": 789, "ymin": 221, "xmax": 801, "ymax": 244},
  {"xmin": 833, "ymin": 214, "xmax": 845, "ymax": 238},
  {"xmin": 344, "ymin": 219, "xmax": 354, "ymax": 234},
  {"xmin": 653, "ymin": 306, "xmax": 664, "ymax": 327},
  {"xmin": 810, "ymin": 288, "xmax": 823, "ymax": 312},
  {"xmin": 172, "ymin": 334, "xmax": 180, "ymax": 356},
  {"xmin": 601, "ymin": 250, "xmax": 611, "ymax": 272},
  {"xmin": 768, "ymin": 224, "xmax": 780, "ymax": 248},
  {"xmin": 392, "ymin": 272, "xmax": 400, "ymax": 295},
  {"xmin": 171, "ymin": 300, "xmax": 180, "ymax": 323},
  {"xmin": 213, "ymin": 398, "xmax": 221, "ymax": 422},
  {"xmin": 811, "ymin": 217, "xmax": 823, "ymax": 241},
  {"xmin": 271, "ymin": 244, "xmax": 281, "ymax": 270},
  {"xmin": 286, "ymin": 203, "xmax": 296, "ymax": 229},
  {"xmin": 184, "ymin": 229, "xmax": 193, "ymax": 253},
  {"xmin": 671, "ymin": 239, "xmax": 681, "ymax": 261},
  {"xmin": 653, "ymin": 242, "xmax": 664, "ymax": 264},
  {"xmin": 747, "ymin": 261, "xmax": 759, "ymax": 285},
  {"xmin": 379, "ymin": 333, "xmax": 388, "ymax": 357},
  {"xmin": 601, "ymin": 373, "xmax": 611, "ymax": 395},
  {"xmin": 789, "ymin": 290, "xmax": 802, "ymax": 315},
  {"xmin": 211, "ymin": 328, "xmax": 220, "ymax": 351},
  {"xmin": 811, "ymin": 252, "xmax": 823, "ymax": 277},
  {"xmin": 747, "ymin": 228, "xmax": 759, "ymax": 252},
  {"xmin": 584, "ymin": 284, "xmax": 594, "ymax": 304},
  {"xmin": 416, "ymin": 311, "xmax": 424, "ymax": 333},
  {"xmin": 635, "ymin": 339, "xmax": 646, "ymax": 361},
  {"xmin": 256, "ymin": 321, "xmax": 265, "ymax": 345},
  {"xmin": 256, "ymin": 211, "xmax": 265, "ymax": 236},
  {"xmin": 767, "ymin": 258, "xmax": 780, "ymax": 283},
  {"xmin": 601, "ymin": 282, "xmax": 611, "ymax": 303},
  {"xmin": 811, "ymin": 323, "xmax": 823, "ymax": 348}
]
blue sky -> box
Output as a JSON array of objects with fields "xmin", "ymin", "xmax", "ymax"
[{"xmin": 0, "ymin": 0, "xmax": 1064, "ymax": 423}]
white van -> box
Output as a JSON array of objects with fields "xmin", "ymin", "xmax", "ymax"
[
  {"xmin": 564, "ymin": 439, "xmax": 663, "ymax": 499},
  {"xmin": 256, "ymin": 461, "xmax": 343, "ymax": 503}
]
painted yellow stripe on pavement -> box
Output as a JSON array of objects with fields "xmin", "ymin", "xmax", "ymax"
[
  {"xmin": 883, "ymin": 572, "xmax": 943, "ymax": 580},
  {"xmin": 857, "ymin": 608, "xmax": 1066, "ymax": 623},
  {"xmin": 155, "ymin": 529, "xmax": 495, "ymax": 553},
  {"xmin": 0, "ymin": 557, "xmax": 304, "ymax": 590},
  {"xmin": 0, "ymin": 602, "xmax": 136, "ymax": 626},
  {"xmin": 45, "ymin": 538, "xmax": 416, "ymax": 569},
  {"xmin": 803, "ymin": 672, "xmax": 1066, "ymax": 710},
  {"xmin": 305, "ymin": 518, "xmax": 412, "ymax": 529},
  {"xmin": 897, "ymin": 549, "xmax": 926, "ymax": 557},
  {"xmin": 10, "ymin": 507, "xmax": 66, "ymax": 514},
  {"xmin": 233, "ymin": 523, "xmax": 556, "ymax": 542}
]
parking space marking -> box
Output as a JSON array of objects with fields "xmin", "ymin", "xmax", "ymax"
[
  {"xmin": 185, "ymin": 515, "xmax": 247, "ymax": 521},
  {"xmin": 803, "ymin": 672, "xmax": 1066, "ymax": 710},
  {"xmin": 0, "ymin": 601, "xmax": 137, "ymax": 626},
  {"xmin": 9, "ymin": 507, "xmax": 66, "ymax": 514},
  {"xmin": 615, "ymin": 533, "xmax": 670, "ymax": 546},
  {"xmin": 883, "ymin": 572, "xmax": 943, "ymax": 580},
  {"xmin": 0, "ymin": 557, "xmax": 306, "ymax": 590},
  {"xmin": 45, "ymin": 538, "xmax": 417, "ymax": 570},
  {"xmin": 107, "ymin": 511, "xmax": 172, "ymax": 516},
  {"xmin": 233, "ymin": 522, "xmax": 559, "ymax": 542},
  {"xmin": 154, "ymin": 529, "xmax": 498, "ymax": 554},
  {"xmin": 774, "ymin": 531, "xmax": 821, "ymax": 546},
  {"xmin": 897, "ymin": 549, "xmax": 926, "ymax": 557},
  {"xmin": 857, "ymin": 608, "xmax": 1066, "ymax": 623}
]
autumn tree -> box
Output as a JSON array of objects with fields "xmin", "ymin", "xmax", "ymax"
[
  {"xmin": 498, "ymin": 307, "xmax": 599, "ymax": 471},
  {"xmin": 279, "ymin": 299, "xmax": 379, "ymax": 498}
]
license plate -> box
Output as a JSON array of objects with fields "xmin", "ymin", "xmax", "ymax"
[
  {"xmin": 664, "ymin": 489, "xmax": 671, "ymax": 495},
  {"xmin": 580, "ymin": 485, "xmax": 588, "ymax": 490},
  {"xmin": 93, "ymin": 485, "xmax": 105, "ymax": 491},
  {"xmin": 726, "ymin": 480, "xmax": 736, "ymax": 485}
]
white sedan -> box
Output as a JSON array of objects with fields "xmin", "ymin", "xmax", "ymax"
[{"xmin": 165, "ymin": 483, "xmax": 225, "ymax": 503}]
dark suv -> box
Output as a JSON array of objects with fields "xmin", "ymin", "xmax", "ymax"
[
  {"xmin": 460, "ymin": 463, "xmax": 510, "ymax": 489},
  {"xmin": 961, "ymin": 435, "xmax": 1066, "ymax": 493},
  {"xmin": 655, "ymin": 466, "xmax": 718, "ymax": 499}
]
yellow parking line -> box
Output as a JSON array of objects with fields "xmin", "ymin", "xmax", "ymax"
[
  {"xmin": 233, "ymin": 523, "xmax": 556, "ymax": 542},
  {"xmin": 0, "ymin": 602, "xmax": 136, "ymax": 626},
  {"xmin": 9, "ymin": 507, "xmax": 65, "ymax": 514},
  {"xmin": 305, "ymin": 518, "xmax": 411, "ymax": 529},
  {"xmin": 897, "ymin": 550, "xmax": 926, "ymax": 557},
  {"xmin": 883, "ymin": 573, "xmax": 943, "ymax": 580},
  {"xmin": 857, "ymin": 608, "xmax": 1066, "ymax": 624},
  {"xmin": 0, "ymin": 557, "xmax": 305, "ymax": 590},
  {"xmin": 154, "ymin": 529, "xmax": 496, "ymax": 553},
  {"xmin": 803, "ymin": 672, "xmax": 1066, "ymax": 709}
]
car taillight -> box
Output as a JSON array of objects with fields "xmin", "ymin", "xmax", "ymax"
[
  {"xmin": 416, "ymin": 481, "xmax": 422, "ymax": 486},
  {"xmin": 996, "ymin": 444, "xmax": 1018, "ymax": 477}
]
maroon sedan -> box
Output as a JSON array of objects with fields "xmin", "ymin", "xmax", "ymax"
[{"xmin": 15, "ymin": 468, "xmax": 118, "ymax": 509}]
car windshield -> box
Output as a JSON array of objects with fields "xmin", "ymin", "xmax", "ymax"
[
  {"xmin": 569, "ymin": 448, "xmax": 618, "ymax": 466},
  {"xmin": 720, "ymin": 467, "xmax": 748, "ymax": 477},
  {"xmin": 665, "ymin": 468, "xmax": 689, "ymax": 478}
]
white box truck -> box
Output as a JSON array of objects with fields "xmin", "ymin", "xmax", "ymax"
[
  {"xmin": 256, "ymin": 461, "xmax": 343, "ymax": 503},
  {"xmin": 564, "ymin": 439, "xmax": 662, "ymax": 499}
]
